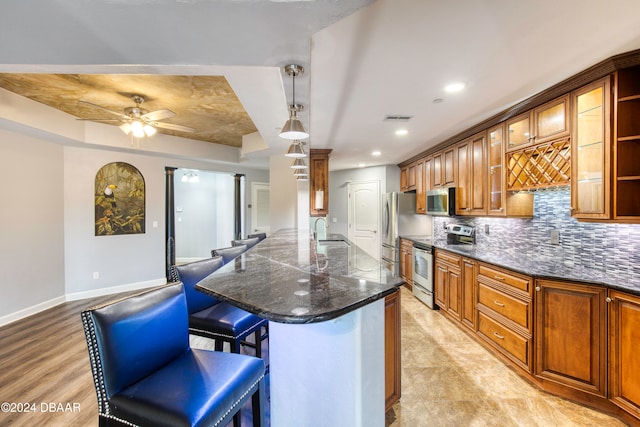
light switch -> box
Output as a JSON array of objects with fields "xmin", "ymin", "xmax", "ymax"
[{"xmin": 152, "ymin": 221, "xmax": 158, "ymax": 228}]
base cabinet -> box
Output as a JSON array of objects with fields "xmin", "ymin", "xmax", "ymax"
[
  {"xmin": 461, "ymin": 258, "xmax": 477, "ymax": 331},
  {"xmin": 434, "ymin": 250, "xmax": 462, "ymax": 320},
  {"xmin": 535, "ymin": 280, "xmax": 607, "ymax": 397},
  {"xmin": 609, "ymin": 290, "xmax": 640, "ymax": 419},
  {"xmin": 433, "ymin": 253, "xmax": 640, "ymax": 424},
  {"xmin": 399, "ymin": 239, "xmax": 413, "ymax": 290},
  {"xmin": 385, "ymin": 290, "xmax": 401, "ymax": 411}
]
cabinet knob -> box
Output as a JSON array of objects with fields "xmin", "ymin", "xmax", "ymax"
[
  {"xmin": 535, "ymin": 286, "xmax": 541, "ymax": 292},
  {"xmin": 606, "ymin": 297, "xmax": 612, "ymax": 303}
]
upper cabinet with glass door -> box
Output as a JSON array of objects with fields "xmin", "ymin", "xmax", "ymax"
[
  {"xmin": 506, "ymin": 95, "xmax": 570, "ymax": 152},
  {"xmin": 571, "ymin": 77, "xmax": 611, "ymax": 219},
  {"xmin": 487, "ymin": 124, "xmax": 505, "ymax": 215}
]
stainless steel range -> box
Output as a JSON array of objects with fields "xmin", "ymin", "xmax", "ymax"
[{"xmin": 445, "ymin": 224, "xmax": 476, "ymax": 245}]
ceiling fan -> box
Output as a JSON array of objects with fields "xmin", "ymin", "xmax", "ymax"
[{"xmin": 79, "ymin": 94, "xmax": 195, "ymax": 137}]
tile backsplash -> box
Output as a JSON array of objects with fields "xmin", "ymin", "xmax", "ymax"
[{"xmin": 432, "ymin": 187, "xmax": 640, "ymax": 276}]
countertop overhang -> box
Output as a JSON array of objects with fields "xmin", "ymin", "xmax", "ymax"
[{"xmin": 196, "ymin": 229, "xmax": 402, "ymax": 324}]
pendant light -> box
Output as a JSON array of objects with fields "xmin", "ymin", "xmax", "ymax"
[
  {"xmin": 280, "ymin": 64, "xmax": 309, "ymax": 140},
  {"xmin": 290, "ymin": 158, "xmax": 307, "ymax": 169},
  {"xmin": 285, "ymin": 140, "xmax": 307, "ymax": 158}
]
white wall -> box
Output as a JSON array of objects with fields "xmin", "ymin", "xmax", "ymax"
[
  {"xmin": 0, "ymin": 129, "xmax": 65, "ymax": 320},
  {"xmin": 63, "ymin": 146, "xmax": 168, "ymax": 296},
  {"xmin": 270, "ymin": 155, "xmax": 305, "ymax": 233},
  {"xmin": 175, "ymin": 171, "xmax": 236, "ymax": 260},
  {"xmin": 328, "ymin": 165, "xmax": 394, "ymax": 236},
  {"xmin": 0, "ymin": 91, "xmax": 271, "ymax": 323}
]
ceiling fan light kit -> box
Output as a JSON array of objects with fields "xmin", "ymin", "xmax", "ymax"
[{"xmin": 80, "ymin": 94, "xmax": 194, "ymax": 139}]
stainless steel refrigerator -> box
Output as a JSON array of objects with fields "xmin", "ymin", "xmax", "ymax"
[{"xmin": 381, "ymin": 192, "xmax": 431, "ymax": 275}]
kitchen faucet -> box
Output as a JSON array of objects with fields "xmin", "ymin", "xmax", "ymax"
[{"xmin": 313, "ymin": 217, "xmax": 328, "ymax": 240}]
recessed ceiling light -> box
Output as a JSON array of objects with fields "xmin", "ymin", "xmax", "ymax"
[
  {"xmin": 371, "ymin": 151, "xmax": 381, "ymax": 156},
  {"xmin": 395, "ymin": 129, "xmax": 408, "ymax": 136},
  {"xmin": 444, "ymin": 82, "xmax": 465, "ymax": 93}
]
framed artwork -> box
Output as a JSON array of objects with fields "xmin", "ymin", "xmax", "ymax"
[{"xmin": 95, "ymin": 162, "xmax": 145, "ymax": 236}]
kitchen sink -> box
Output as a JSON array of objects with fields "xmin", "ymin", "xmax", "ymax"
[{"xmin": 317, "ymin": 239, "xmax": 349, "ymax": 247}]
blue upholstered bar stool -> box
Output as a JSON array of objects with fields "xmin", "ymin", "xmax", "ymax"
[
  {"xmin": 81, "ymin": 282, "xmax": 266, "ymax": 427},
  {"xmin": 231, "ymin": 237, "xmax": 260, "ymax": 249},
  {"xmin": 172, "ymin": 257, "xmax": 268, "ymax": 357},
  {"xmin": 212, "ymin": 244, "xmax": 249, "ymax": 263}
]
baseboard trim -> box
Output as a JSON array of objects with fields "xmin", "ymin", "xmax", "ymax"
[
  {"xmin": 0, "ymin": 278, "xmax": 167, "ymax": 327},
  {"xmin": 65, "ymin": 278, "xmax": 167, "ymax": 302},
  {"xmin": 0, "ymin": 295, "xmax": 66, "ymax": 327}
]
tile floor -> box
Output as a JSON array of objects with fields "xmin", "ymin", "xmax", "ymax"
[
  {"xmin": 386, "ymin": 287, "xmax": 627, "ymax": 427},
  {"xmin": 195, "ymin": 286, "xmax": 628, "ymax": 426}
]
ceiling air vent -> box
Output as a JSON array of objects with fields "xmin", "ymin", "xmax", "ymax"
[{"xmin": 384, "ymin": 114, "xmax": 412, "ymax": 121}]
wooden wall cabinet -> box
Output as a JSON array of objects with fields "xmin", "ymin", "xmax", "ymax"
[
  {"xmin": 430, "ymin": 147, "xmax": 456, "ymax": 189},
  {"xmin": 506, "ymin": 137, "xmax": 571, "ymax": 190},
  {"xmin": 614, "ymin": 66, "xmax": 640, "ymax": 219},
  {"xmin": 434, "ymin": 249, "xmax": 462, "ymax": 320},
  {"xmin": 443, "ymin": 146, "xmax": 456, "ymax": 187},
  {"xmin": 535, "ymin": 280, "xmax": 607, "ymax": 397},
  {"xmin": 310, "ymin": 149, "xmax": 332, "ymax": 217},
  {"xmin": 431, "ymin": 152, "xmax": 443, "ymax": 187},
  {"xmin": 608, "ymin": 290, "xmax": 640, "ymax": 419},
  {"xmin": 385, "ymin": 290, "xmax": 401, "ymax": 411},
  {"xmin": 399, "ymin": 238, "xmax": 413, "ymax": 290},
  {"xmin": 456, "ymin": 132, "xmax": 487, "ymax": 215},
  {"xmin": 571, "ymin": 77, "xmax": 612, "ymax": 219},
  {"xmin": 400, "ymin": 162, "xmax": 416, "ymax": 192},
  {"xmin": 506, "ymin": 95, "xmax": 571, "ymax": 152},
  {"xmin": 415, "ymin": 157, "xmax": 430, "ymax": 214},
  {"xmin": 487, "ymin": 124, "xmax": 506, "ymax": 215}
]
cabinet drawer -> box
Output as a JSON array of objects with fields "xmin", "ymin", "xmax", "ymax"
[
  {"xmin": 478, "ymin": 312, "xmax": 530, "ymax": 368},
  {"xmin": 478, "ymin": 264, "xmax": 531, "ymax": 294},
  {"xmin": 478, "ymin": 283, "xmax": 530, "ymax": 330},
  {"xmin": 435, "ymin": 250, "xmax": 461, "ymax": 267}
]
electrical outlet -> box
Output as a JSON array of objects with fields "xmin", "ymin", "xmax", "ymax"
[
  {"xmin": 484, "ymin": 224, "xmax": 490, "ymax": 235},
  {"xmin": 550, "ymin": 230, "xmax": 560, "ymax": 245},
  {"xmin": 443, "ymin": 222, "xmax": 447, "ymax": 230},
  {"xmin": 93, "ymin": 272, "xmax": 100, "ymax": 280}
]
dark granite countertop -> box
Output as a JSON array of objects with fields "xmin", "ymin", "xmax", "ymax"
[
  {"xmin": 196, "ymin": 229, "xmax": 403, "ymax": 324},
  {"xmin": 400, "ymin": 235, "xmax": 640, "ymax": 296}
]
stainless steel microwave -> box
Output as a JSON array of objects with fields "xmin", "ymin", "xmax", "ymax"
[{"xmin": 426, "ymin": 187, "xmax": 455, "ymax": 216}]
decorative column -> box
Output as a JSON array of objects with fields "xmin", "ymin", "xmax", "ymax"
[
  {"xmin": 165, "ymin": 167, "xmax": 177, "ymax": 279},
  {"xmin": 234, "ymin": 174, "xmax": 244, "ymax": 240}
]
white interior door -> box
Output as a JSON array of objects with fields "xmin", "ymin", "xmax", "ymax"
[
  {"xmin": 348, "ymin": 181, "xmax": 380, "ymax": 261},
  {"xmin": 251, "ymin": 182, "xmax": 270, "ymax": 236}
]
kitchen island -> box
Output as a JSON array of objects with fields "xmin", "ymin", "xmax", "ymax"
[{"xmin": 197, "ymin": 229, "xmax": 402, "ymax": 427}]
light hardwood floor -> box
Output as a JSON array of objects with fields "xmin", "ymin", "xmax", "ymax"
[{"xmin": 0, "ymin": 287, "xmax": 631, "ymax": 427}]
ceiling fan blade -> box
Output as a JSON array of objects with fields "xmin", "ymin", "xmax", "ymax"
[
  {"xmin": 154, "ymin": 122, "xmax": 195, "ymax": 133},
  {"xmin": 142, "ymin": 109, "xmax": 175, "ymax": 121},
  {"xmin": 79, "ymin": 100, "xmax": 127, "ymax": 118},
  {"xmin": 76, "ymin": 118, "xmax": 123, "ymax": 122}
]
